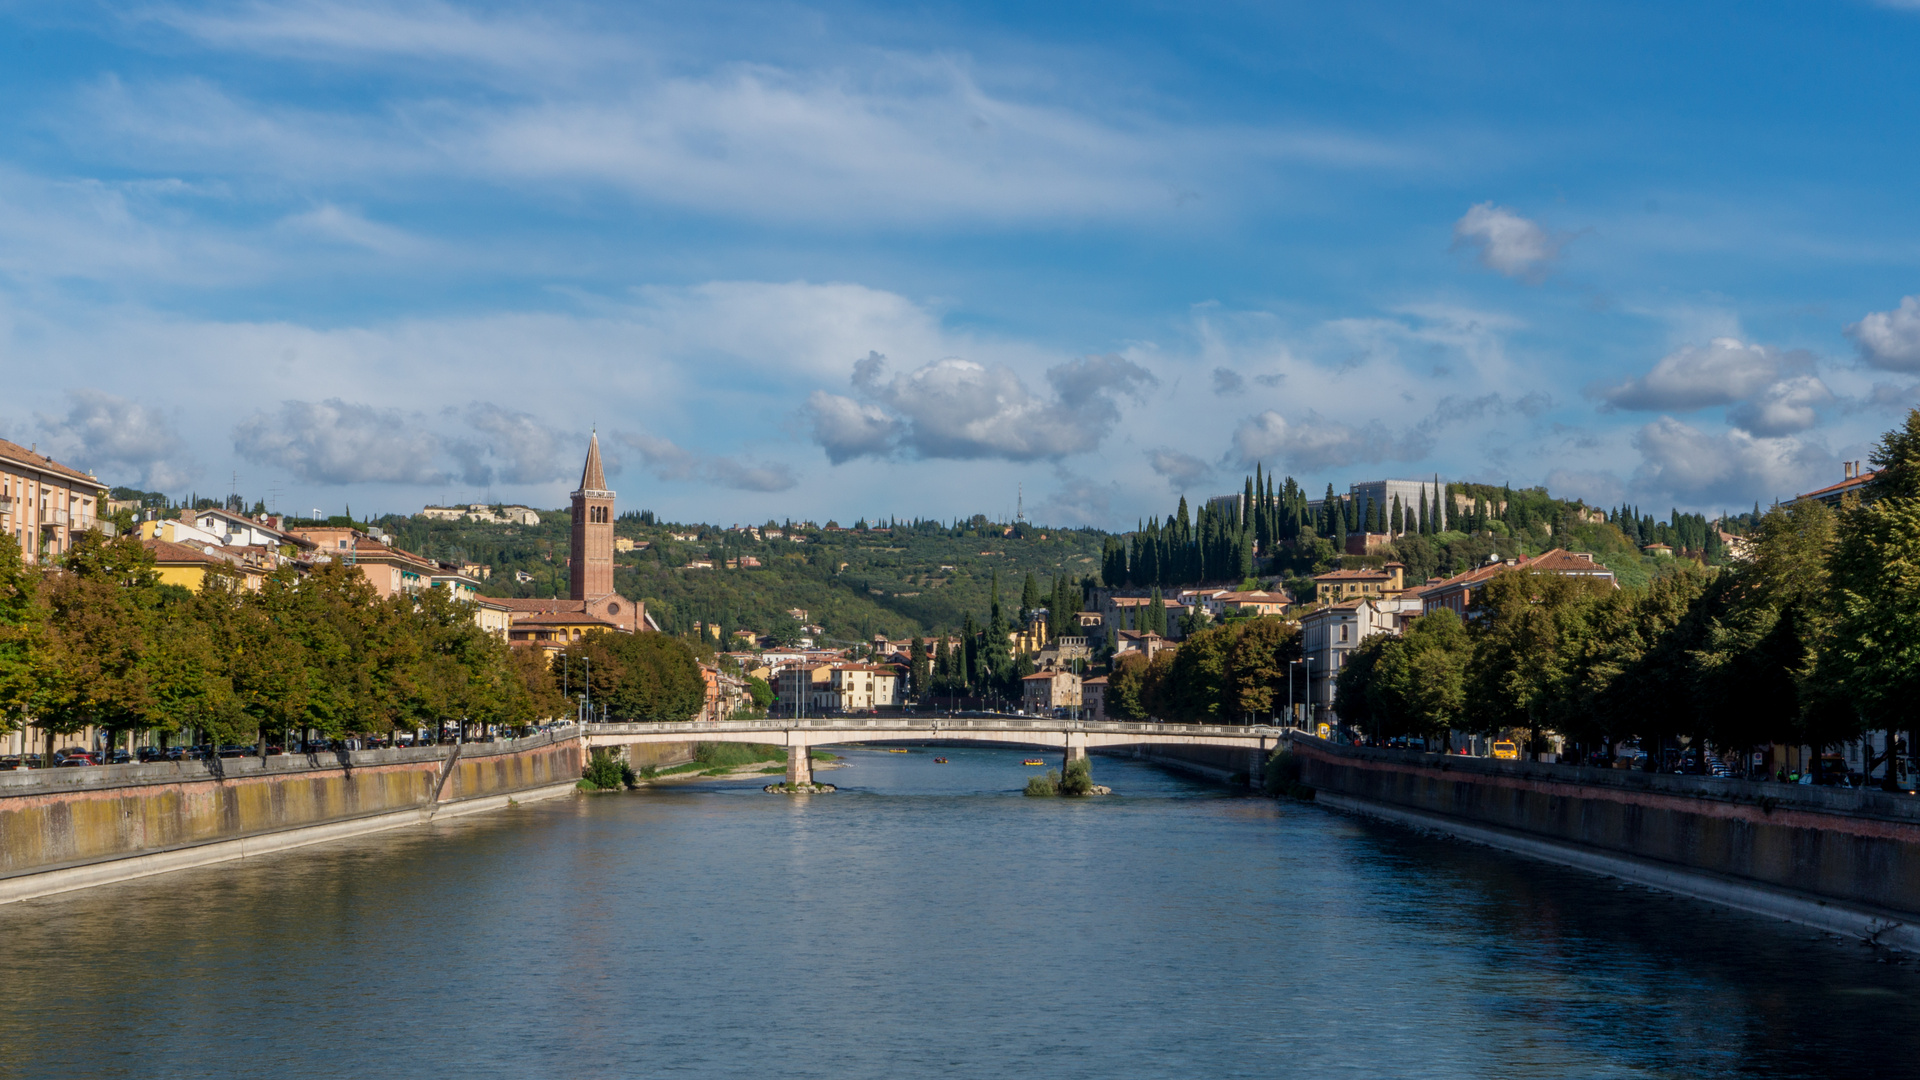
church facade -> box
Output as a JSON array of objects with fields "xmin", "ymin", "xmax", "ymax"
[{"xmin": 500, "ymin": 433, "xmax": 652, "ymax": 639}]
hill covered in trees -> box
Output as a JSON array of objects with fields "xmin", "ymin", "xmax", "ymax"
[{"xmin": 378, "ymin": 513, "xmax": 1105, "ymax": 645}]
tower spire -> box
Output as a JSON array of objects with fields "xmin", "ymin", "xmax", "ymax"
[{"xmin": 578, "ymin": 431, "xmax": 608, "ymax": 493}]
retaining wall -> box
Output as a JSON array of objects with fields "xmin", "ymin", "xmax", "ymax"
[
  {"xmin": 1291, "ymin": 736, "xmax": 1920, "ymax": 928},
  {"xmin": 0, "ymin": 733, "xmax": 586, "ymax": 898}
]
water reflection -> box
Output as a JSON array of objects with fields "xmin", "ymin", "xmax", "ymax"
[{"xmin": 0, "ymin": 746, "xmax": 1911, "ymax": 1079}]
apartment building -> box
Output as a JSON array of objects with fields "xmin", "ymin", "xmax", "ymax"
[{"xmin": 0, "ymin": 439, "xmax": 107, "ymax": 564}]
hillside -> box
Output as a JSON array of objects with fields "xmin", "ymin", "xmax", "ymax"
[{"xmin": 376, "ymin": 513, "xmax": 1107, "ymax": 644}]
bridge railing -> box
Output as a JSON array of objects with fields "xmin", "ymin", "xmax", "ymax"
[{"xmin": 583, "ymin": 719, "xmax": 1283, "ymax": 739}]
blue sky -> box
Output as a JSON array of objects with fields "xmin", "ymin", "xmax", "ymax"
[{"xmin": 4, "ymin": 0, "xmax": 1920, "ymax": 527}]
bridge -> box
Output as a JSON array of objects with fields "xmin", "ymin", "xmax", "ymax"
[{"xmin": 583, "ymin": 718, "xmax": 1285, "ymax": 787}]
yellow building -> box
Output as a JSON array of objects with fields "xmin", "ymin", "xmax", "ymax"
[{"xmin": 141, "ymin": 538, "xmax": 267, "ymax": 592}]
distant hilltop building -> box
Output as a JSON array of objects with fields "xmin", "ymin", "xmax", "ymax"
[{"xmin": 419, "ymin": 503, "xmax": 541, "ymax": 526}]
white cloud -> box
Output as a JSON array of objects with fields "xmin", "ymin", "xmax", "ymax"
[
  {"xmin": 1230, "ymin": 411, "xmax": 1416, "ymax": 472},
  {"xmin": 1593, "ymin": 337, "xmax": 1803, "ymax": 412},
  {"xmin": 1451, "ymin": 202, "xmax": 1562, "ymax": 281},
  {"xmin": 1629, "ymin": 417, "xmax": 1831, "ymax": 506},
  {"xmin": 1147, "ymin": 449, "xmax": 1212, "ymax": 492},
  {"xmin": 145, "ymin": 0, "xmax": 623, "ymax": 77},
  {"xmin": 449, "ymin": 404, "xmax": 569, "ymax": 486},
  {"xmin": 1846, "ymin": 295, "xmax": 1920, "ymax": 372},
  {"xmin": 69, "ymin": 40, "xmax": 1407, "ymax": 228},
  {"xmin": 614, "ymin": 431, "xmax": 797, "ymax": 492},
  {"xmin": 805, "ymin": 350, "xmax": 1156, "ymax": 463},
  {"xmin": 805, "ymin": 391, "xmax": 903, "ymax": 465},
  {"xmin": 276, "ymin": 204, "xmax": 430, "ymax": 257},
  {"xmin": 1727, "ymin": 374, "xmax": 1832, "ymax": 437},
  {"xmin": 232, "ymin": 399, "xmax": 447, "ymax": 485},
  {"xmin": 35, "ymin": 389, "xmax": 200, "ymax": 490}
]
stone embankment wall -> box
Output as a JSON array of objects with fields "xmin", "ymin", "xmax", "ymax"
[
  {"xmin": 0, "ymin": 732, "xmax": 590, "ymax": 902},
  {"xmin": 1291, "ymin": 736, "xmax": 1920, "ymax": 931},
  {"xmin": 1110, "ymin": 744, "xmax": 1261, "ymax": 785}
]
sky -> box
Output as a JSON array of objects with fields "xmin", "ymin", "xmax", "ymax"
[{"xmin": 4, "ymin": 0, "xmax": 1920, "ymax": 528}]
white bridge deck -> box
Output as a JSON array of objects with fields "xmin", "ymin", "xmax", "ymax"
[{"xmin": 583, "ymin": 718, "xmax": 1284, "ymax": 786}]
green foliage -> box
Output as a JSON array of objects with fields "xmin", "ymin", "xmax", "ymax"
[
  {"xmin": 382, "ymin": 510, "xmax": 1108, "ymax": 646},
  {"xmin": 1059, "ymin": 756, "xmax": 1095, "ymax": 796},
  {"xmin": 558, "ymin": 631, "xmax": 705, "ymax": 722},
  {"xmin": 1336, "ymin": 608, "xmax": 1473, "ymax": 741},
  {"xmin": 581, "ymin": 750, "xmax": 636, "ymax": 790},
  {"xmin": 1024, "ymin": 769, "xmax": 1060, "ymax": 796},
  {"xmin": 1109, "ymin": 618, "xmax": 1300, "ymax": 722}
]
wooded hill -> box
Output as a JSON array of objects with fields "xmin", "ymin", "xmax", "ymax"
[{"xmin": 377, "ymin": 513, "xmax": 1106, "ymax": 644}]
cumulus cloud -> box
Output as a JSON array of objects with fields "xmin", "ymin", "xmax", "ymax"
[
  {"xmin": 1727, "ymin": 374, "xmax": 1832, "ymax": 437},
  {"xmin": 804, "ymin": 350, "xmax": 1155, "ymax": 463},
  {"xmin": 1847, "ymin": 295, "xmax": 1920, "ymax": 372},
  {"xmin": 1630, "ymin": 417, "xmax": 1831, "ymax": 506},
  {"xmin": 1147, "ymin": 449, "xmax": 1213, "ymax": 492},
  {"xmin": 615, "ymin": 431, "xmax": 797, "ymax": 492},
  {"xmin": 1210, "ymin": 367, "xmax": 1245, "ymax": 395},
  {"xmin": 232, "ymin": 398, "xmax": 447, "ymax": 484},
  {"xmin": 1451, "ymin": 202, "xmax": 1562, "ymax": 281},
  {"xmin": 1592, "ymin": 338, "xmax": 1808, "ymax": 412},
  {"xmin": 1230, "ymin": 410, "xmax": 1420, "ymax": 472},
  {"xmin": 448, "ymin": 404, "xmax": 569, "ymax": 486},
  {"xmin": 35, "ymin": 389, "xmax": 200, "ymax": 489}
]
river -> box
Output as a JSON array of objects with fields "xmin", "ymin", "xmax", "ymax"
[{"xmin": 2, "ymin": 746, "xmax": 1916, "ymax": 1079}]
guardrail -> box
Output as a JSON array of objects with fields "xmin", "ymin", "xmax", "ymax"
[
  {"xmin": 585, "ymin": 719, "xmax": 1283, "ymax": 739},
  {"xmin": 0, "ymin": 727, "xmax": 581, "ymax": 798}
]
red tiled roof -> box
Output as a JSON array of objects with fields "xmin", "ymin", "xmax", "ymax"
[
  {"xmin": 0, "ymin": 438, "xmax": 98, "ymax": 485},
  {"xmin": 1796, "ymin": 470, "xmax": 1879, "ymax": 502},
  {"xmin": 1313, "ymin": 569, "xmax": 1390, "ymax": 581},
  {"xmin": 142, "ymin": 537, "xmax": 227, "ymax": 566}
]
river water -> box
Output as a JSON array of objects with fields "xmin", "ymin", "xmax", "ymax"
[{"xmin": 3, "ymin": 746, "xmax": 1917, "ymax": 1079}]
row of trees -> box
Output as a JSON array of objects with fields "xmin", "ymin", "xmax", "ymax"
[
  {"xmin": 0, "ymin": 532, "xmax": 556, "ymax": 756},
  {"xmin": 1334, "ymin": 411, "xmax": 1920, "ymax": 780},
  {"xmin": 1104, "ymin": 619, "xmax": 1302, "ymax": 723},
  {"xmin": 0, "ymin": 531, "xmax": 709, "ymax": 758}
]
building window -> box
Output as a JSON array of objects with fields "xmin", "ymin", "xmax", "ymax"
[{"xmin": 1340, "ymin": 625, "xmax": 1349, "ymax": 642}]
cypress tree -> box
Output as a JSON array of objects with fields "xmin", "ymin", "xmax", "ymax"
[{"xmin": 1418, "ymin": 489, "xmax": 1430, "ymax": 535}]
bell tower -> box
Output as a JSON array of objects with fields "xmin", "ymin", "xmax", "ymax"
[{"xmin": 570, "ymin": 432, "xmax": 615, "ymax": 602}]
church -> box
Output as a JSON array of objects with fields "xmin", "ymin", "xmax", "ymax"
[{"xmin": 500, "ymin": 433, "xmax": 656, "ymax": 644}]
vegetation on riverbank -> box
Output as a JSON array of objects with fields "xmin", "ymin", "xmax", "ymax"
[
  {"xmin": 1025, "ymin": 757, "xmax": 1096, "ymax": 797},
  {"xmin": 580, "ymin": 750, "xmax": 637, "ymax": 791}
]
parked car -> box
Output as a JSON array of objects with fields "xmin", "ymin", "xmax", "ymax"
[{"xmin": 56, "ymin": 756, "xmax": 96, "ymax": 767}]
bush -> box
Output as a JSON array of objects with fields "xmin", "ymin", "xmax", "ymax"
[
  {"xmin": 582, "ymin": 750, "xmax": 636, "ymax": 790},
  {"xmin": 1059, "ymin": 757, "xmax": 1095, "ymax": 797},
  {"xmin": 1024, "ymin": 770, "xmax": 1060, "ymax": 797}
]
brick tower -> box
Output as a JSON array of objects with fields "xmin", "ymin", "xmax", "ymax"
[{"xmin": 569, "ymin": 432, "xmax": 615, "ymax": 602}]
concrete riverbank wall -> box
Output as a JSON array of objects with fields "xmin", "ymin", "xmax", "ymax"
[
  {"xmin": 1290, "ymin": 736, "xmax": 1920, "ymax": 946},
  {"xmin": 0, "ymin": 732, "xmax": 600, "ymax": 904},
  {"xmin": 1109, "ymin": 743, "xmax": 1261, "ymax": 785}
]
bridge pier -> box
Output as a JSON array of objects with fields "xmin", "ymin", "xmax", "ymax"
[
  {"xmin": 786, "ymin": 741, "xmax": 813, "ymax": 787},
  {"xmin": 1062, "ymin": 731, "xmax": 1088, "ymax": 778}
]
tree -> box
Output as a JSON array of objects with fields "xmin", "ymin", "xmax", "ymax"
[
  {"xmin": 1817, "ymin": 411, "xmax": 1920, "ymax": 782},
  {"xmin": 0, "ymin": 534, "xmax": 41, "ymax": 740},
  {"xmin": 34, "ymin": 533, "xmax": 161, "ymax": 759},
  {"xmin": 1464, "ymin": 569, "xmax": 1611, "ymax": 751},
  {"xmin": 909, "ymin": 634, "xmax": 930, "ymax": 700}
]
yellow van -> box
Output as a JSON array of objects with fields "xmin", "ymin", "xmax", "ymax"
[{"xmin": 1490, "ymin": 741, "xmax": 1520, "ymax": 760}]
